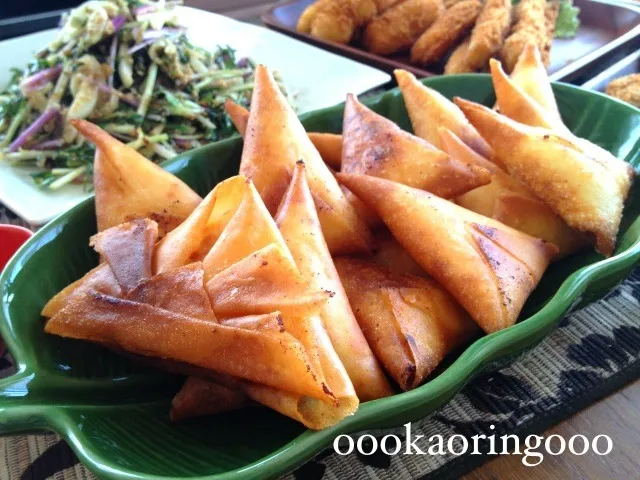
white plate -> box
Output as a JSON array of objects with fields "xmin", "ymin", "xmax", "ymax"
[{"xmin": 0, "ymin": 7, "xmax": 390, "ymax": 226}]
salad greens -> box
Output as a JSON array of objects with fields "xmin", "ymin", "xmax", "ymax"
[
  {"xmin": 555, "ymin": 0, "xmax": 581, "ymax": 39},
  {"xmin": 509, "ymin": 0, "xmax": 580, "ymax": 39},
  {"xmin": 0, "ymin": 0, "xmax": 291, "ymax": 190}
]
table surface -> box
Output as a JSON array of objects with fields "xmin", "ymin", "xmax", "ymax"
[{"xmin": 464, "ymin": 379, "xmax": 640, "ymax": 479}]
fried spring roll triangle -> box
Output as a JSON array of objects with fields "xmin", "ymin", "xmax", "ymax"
[
  {"xmin": 337, "ymin": 173, "xmax": 558, "ymax": 333},
  {"xmin": 170, "ymin": 302, "xmax": 357, "ymax": 428},
  {"xmin": 89, "ymin": 219, "xmax": 158, "ymax": 292},
  {"xmin": 224, "ymin": 98, "xmax": 249, "ymax": 136},
  {"xmin": 335, "ymin": 258, "xmax": 477, "ymax": 390},
  {"xmin": 441, "ymin": 128, "xmax": 587, "ymax": 258},
  {"xmin": 206, "ymin": 244, "xmax": 329, "ymax": 320},
  {"xmin": 457, "ymin": 99, "xmax": 635, "ymax": 256},
  {"xmin": 371, "ymin": 229, "xmax": 430, "ymax": 277},
  {"xmin": 41, "ymin": 263, "xmax": 120, "ymax": 318},
  {"xmin": 239, "ymin": 65, "xmax": 373, "ymax": 254},
  {"xmin": 72, "ymin": 120, "xmax": 201, "ymax": 237},
  {"xmin": 225, "ymin": 100, "xmax": 344, "ymax": 180},
  {"xmin": 275, "ymin": 162, "xmax": 393, "ymax": 400},
  {"xmin": 307, "ymin": 133, "xmax": 343, "ymax": 170},
  {"xmin": 126, "ymin": 263, "xmax": 216, "ymax": 321},
  {"xmin": 239, "ymin": 313, "xmax": 359, "ymax": 430},
  {"xmin": 174, "ymin": 307, "xmax": 359, "ymax": 429},
  {"xmin": 341, "ymin": 93, "xmax": 492, "ymax": 199},
  {"xmin": 394, "ymin": 69, "xmax": 492, "ymax": 159},
  {"xmin": 45, "ymin": 296, "xmax": 329, "ymax": 399},
  {"xmin": 509, "ymin": 43, "xmax": 559, "ymax": 115},
  {"xmin": 202, "ymin": 180, "xmax": 292, "ymax": 280},
  {"xmin": 155, "ymin": 175, "xmax": 291, "ymax": 281},
  {"xmin": 171, "ymin": 377, "xmax": 252, "ymax": 421},
  {"xmin": 490, "ymin": 59, "xmax": 568, "ymax": 133},
  {"xmin": 154, "ymin": 176, "xmax": 248, "ymax": 274},
  {"xmin": 42, "ymin": 219, "xmax": 158, "ymax": 318}
]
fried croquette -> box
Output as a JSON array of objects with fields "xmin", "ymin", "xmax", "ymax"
[
  {"xmin": 500, "ymin": 0, "xmax": 547, "ymax": 72},
  {"xmin": 606, "ymin": 74, "xmax": 640, "ymax": 108},
  {"xmin": 410, "ymin": 0, "xmax": 481, "ymax": 65},
  {"xmin": 542, "ymin": 0, "xmax": 559, "ymax": 65},
  {"xmin": 464, "ymin": 0, "xmax": 512, "ymax": 71},
  {"xmin": 298, "ymin": 0, "xmax": 378, "ymax": 44},
  {"xmin": 444, "ymin": 37, "xmax": 473, "ymax": 73},
  {"xmin": 363, "ymin": 0, "xmax": 444, "ymax": 55},
  {"xmin": 297, "ymin": 0, "xmax": 325, "ymax": 33}
]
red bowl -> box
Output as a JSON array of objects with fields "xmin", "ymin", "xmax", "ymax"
[{"xmin": 0, "ymin": 224, "xmax": 33, "ymax": 273}]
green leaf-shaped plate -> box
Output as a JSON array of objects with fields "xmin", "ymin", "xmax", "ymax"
[{"xmin": 1, "ymin": 75, "xmax": 639, "ymax": 480}]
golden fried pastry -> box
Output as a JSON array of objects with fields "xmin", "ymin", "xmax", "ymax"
[
  {"xmin": 337, "ymin": 172, "xmax": 558, "ymax": 333},
  {"xmin": 90, "ymin": 219, "xmax": 158, "ymax": 292},
  {"xmin": 500, "ymin": 0, "xmax": 547, "ymax": 73},
  {"xmin": 72, "ymin": 119, "xmax": 201, "ymax": 238},
  {"xmin": 275, "ymin": 162, "xmax": 392, "ymax": 400},
  {"xmin": 606, "ymin": 74, "xmax": 640, "ymax": 108},
  {"xmin": 341, "ymin": 93, "xmax": 491, "ymax": 198},
  {"xmin": 153, "ymin": 176, "xmax": 288, "ymax": 279},
  {"xmin": 42, "ymin": 219, "xmax": 159, "ymax": 317},
  {"xmin": 46, "ymin": 292, "xmax": 332, "ymax": 400},
  {"xmin": 509, "ymin": 43, "xmax": 559, "ymax": 114},
  {"xmin": 160, "ymin": 169, "xmax": 360, "ymax": 429},
  {"xmin": 457, "ymin": 98, "xmax": 635, "ymax": 256},
  {"xmin": 336, "ymin": 257, "xmax": 477, "ymax": 390},
  {"xmin": 363, "ymin": 0, "xmax": 444, "ymax": 56},
  {"xmin": 371, "ymin": 229, "xmax": 429, "ymax": 277},
  {"xmin": 171, "ymin": 377, "xmax": 251, "ymax": 421},
  {"xmin": 464, "ymin": 0, "xmax": 512, "ymax": 71},
  {"xmin": 395, "ymin": 69, "xmax": 493, "ymax": 159},
  {"xmin": 307, "ymin": 133, "xmax": 343, "ymax": 170},
  {"xmin": 41, "ymin": 263, "xmax": 120, "ymax": 318},
  {"xmin": 224, "ymin": 98, "xmax": 249, "ymax": 135},
  {"xmin": 224, "ymin": 99, "xmax": 343, "ymax": 170},
  {"xmin": 239, "ymin": 308, "xmax": 358, "ymax": 430},
  {"xmin": 444, "ymin": 37, "xmax": 474, "ymax": 74},
  {"xmin": 490, "ymin": 58, "xmax": 568, "ymax": 133},
  {"xmin": 173, "ymin": 316, "xmax": 359, "ymax": 429},
  {"xmin": 200, "ymin": 179, "xmax": 291, "ymax": 280},
  {"xmin": 126, "ymin": 263, "xmax": 217, "ymax": 321},
  {"xmin": 240, "ymin": 65, "xmax": 373, "ymax": 254},
  {"xmin": 441, "ymin": 128, "xmax": 587, "ymax": 258},
  {"xmin": 410, "ymin": 0, "xmax": 481, "ymax": 65},
  {"xmin": 205, "ymin": 244, "xmax": 329, "ymax": 319}
]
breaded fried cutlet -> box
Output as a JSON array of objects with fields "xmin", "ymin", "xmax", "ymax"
[
  {"xmin": 364, "ymin": 0, "xmax": 443, "ymax": 55},
  {"xmin": 410, "ymin": 0, "xmax": 481, "ymax": 65},
  {"xmin": 542, "ymin": 0, "xmax": 559, "ymax": 65},
  {"xmin": 444, "ymin": 38, "xmax": 473, "ymax": 73},
  {"xmin": 500, "ymin": 0, "xmax": 547, "ymax": 72},
  {"xmin": 464, "ymin": 0, "xmax": 512, "ymax": 71},
  {"xmin": 606, "ymin": 74, "xmax": 640, "ymax": 108}
]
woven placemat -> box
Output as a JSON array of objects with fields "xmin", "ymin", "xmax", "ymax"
[{"xmin": 2, "ymin": 202, "xmax": 640, "ymax": 480}]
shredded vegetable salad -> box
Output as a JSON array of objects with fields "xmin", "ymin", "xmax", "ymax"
[{"xmin": 0, "ymin": 0, "xmax": 291, "ymax": 190}]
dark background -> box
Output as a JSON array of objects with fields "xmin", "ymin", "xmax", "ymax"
[
  {"xmin": 0, "ymin": 1, "xmax": 81, "ymax": 18},
  {"xmin": 0, "ymin": 1, "xmax": 83, "ymax": 40}
]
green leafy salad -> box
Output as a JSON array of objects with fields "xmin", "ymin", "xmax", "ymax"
[{"xmin": 0, "ymin": 0, "xmax": 290, "ymax": 190}]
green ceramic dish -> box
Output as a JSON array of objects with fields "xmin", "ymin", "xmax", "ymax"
[{"xmin": 1, "ymin": 75, "xmax": 639, "ymax": 480}]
